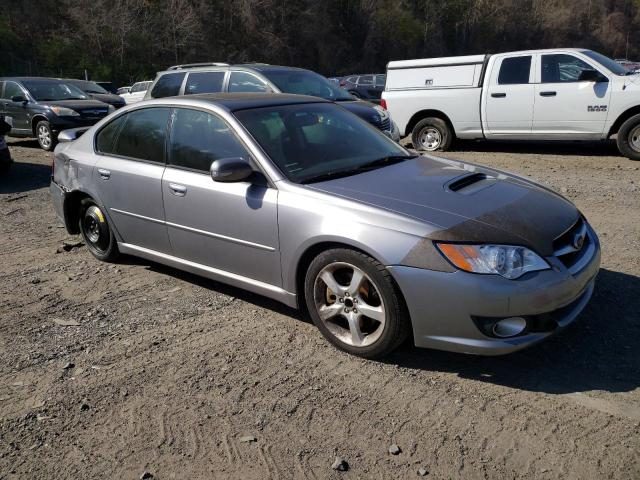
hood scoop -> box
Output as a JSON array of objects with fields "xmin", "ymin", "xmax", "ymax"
[{"xmin": 446, "ymin": 172, "xmax": 497, "ymax": 195}]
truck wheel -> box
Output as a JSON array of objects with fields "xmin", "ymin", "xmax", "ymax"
[
  {"xmin": 617, "ymin": 114, "xmax": 640, "ymax": 161},
  {"xmin": 36, "ymin": 121, "xmax": 57, "ymax": 151},
  {"xmin": 412, "ymin": 117, "xmax": 453, "ymax": 152}
]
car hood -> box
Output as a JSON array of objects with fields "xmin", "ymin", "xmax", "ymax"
[
  {"xmin": 307, "ymin": 155, "xmax": 579, "ymax": 256},
  {"xmin": 87, "ymin": 93, "xmax": 125, "ymax": 106},
  {"xmin": 37, "ymin": 99, "xmax": 110, "ymax": 110},
  {"xmin": 335, "ymin": 99, "xmax": 383, "ymax": 123}
]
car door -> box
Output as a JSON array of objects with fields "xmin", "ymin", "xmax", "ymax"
[
  {"xmin": 484, "ymin": 54, "xmax": 535, "ymax": 136},
  {"xmin": 2, "ymin": 81, "xmax": 31, "ymax": 134},
  {"xmin": 532, "ymin": 53, "xmax": 611, "ymax": 138},
  {"xmin": 93, "ymin": 107, "xmax": 173, "ymax": 253},
  {"xmin": 161, "ymin": 107, "xmax": 281, "ymax": 286}
]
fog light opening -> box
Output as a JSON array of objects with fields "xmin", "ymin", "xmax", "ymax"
[{"xmin": 492, "ymin": 317, "xmax": 527, "ymax": 338}]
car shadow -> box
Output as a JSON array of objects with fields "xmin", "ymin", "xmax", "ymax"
[
  {"xmin": 383, "ymin": 268, "xmax": 640, "ymax": 395},
  {"xmin": 406, "ymin": 139, "xmax": 622, "ymax": 158},
  {"xmin": 115, "ymin": 255, "xmax": 638, "ymax": 395},
  {"xmin": 7, "ymin": 138, "xmax": 41, "ymax": 149},
  {"xmin": 0, "ymin": 160, "xmax": 51, "ymax": 194}
]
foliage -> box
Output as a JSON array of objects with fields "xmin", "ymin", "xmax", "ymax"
[{"xmin": 2, "ymin": 0, "xmax": 640, "ymax": 84}]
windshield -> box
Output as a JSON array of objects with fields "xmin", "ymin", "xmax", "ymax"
[
  {"xmin": 22, "ymin": 81, "xmax": 89, "ymax": 101},
  {"xmin": 261, "ymin": 70, "xmax": 355, "ymax": 101},
  {"xmin": 235, "ymin": 103, "xmax": 412, "ymax": 183},
  {"xmin": 72, "ymin": 80, "xmax": 109, "ymax": 94},
  {"xmin": 582, "ymin": 50, "xmax": 630, "ymax": 75}
]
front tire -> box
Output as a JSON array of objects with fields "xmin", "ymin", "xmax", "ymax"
[
  {"xmin": 36, "ymin": 121, "xmax": 57, "ymax": 151},
  {"xmin": 78, "ymin": 198, "xmax": 119, "ymax": 262},
  {"xmin": 616, "ymin": 114, "xmax": 640, "ymax": 161},
  {"xmin": 411, "ymin": 117, "xmax": 453, "ymax": 152},
  {"xmin": 304, "ymin": 248, "xmax": 410, "ymax": 359}
]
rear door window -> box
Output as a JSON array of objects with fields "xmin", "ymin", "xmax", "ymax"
[
  {"xmin": 357, "ymin": 75, "xmax": 374, "ymax": 86},
  {"xmin": 168, "ymin": 108, "xmax": 249, "ymax": 172},
  {"xmin": 498, "ymin": 56, "xmax": 532, "ymax": 85},
  {"xmin": 185, "ymin": 71, "xmax": 225, "ymax": 95},
  {"xmin": 228, "ymin": 72, "xmax": 269, "ymax": 93},
  {"xmin": 149, "ymin": 73, "xmax": 186, "ymax": 98},
  {"xmin": 110, "ymin": 108, "xmax": 171, "ymax": 162}
]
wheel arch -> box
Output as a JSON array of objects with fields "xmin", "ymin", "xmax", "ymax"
[
  {"xmin": 405, "ymin": 109, "xmax": 455, "ymax": 138},
  {"xmin": 608, "ymin": 105, "xmax": 640, "ymax": 137},
  {"xmin": 293, "ymin": 240, "xmax": 399, "ymax": 311},
  {"xmin": 31, "ymin": 115, "xmax": 49, "ymax": 136},
  {"xmin": 62, "ymin": 190, "xmax": 93, "ymax": 234}
]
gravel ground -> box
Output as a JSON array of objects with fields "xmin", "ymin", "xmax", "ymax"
[{"xmin": 0, "ymin": 137, "xmax": 639, "ymax": 479}]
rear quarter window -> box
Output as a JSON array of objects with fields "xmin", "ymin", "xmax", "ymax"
[
  {"xmin": 185, "ymin": 71, "xmax": 225, "ymax": 95},
  {"xmin": 150, "ymin": 73, "xmax": 186, "ymax": 98}
]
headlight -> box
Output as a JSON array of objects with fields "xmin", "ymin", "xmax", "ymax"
[
  {"xmin": 435, "ymin": 243, "xmax": 549, "ymax": 279},
  {"xmin": 373, "ymin": 104, "xmax": 389, "ymax": 119},
  {"xmin": 50, "ymin": 106, "xmax": 79, "ymax": 117}
]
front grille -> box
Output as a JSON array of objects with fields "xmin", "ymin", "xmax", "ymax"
[
  {"xmin": 553, "ymin": 218, "xmax": 594, "ymax": 274},
  {"xmin": 369, "ymin": 116, "xmax": 391, "ymax": 132},
  {"xmin": 78, "ymin": 108, "xmax": 109, "ymax": 118}
]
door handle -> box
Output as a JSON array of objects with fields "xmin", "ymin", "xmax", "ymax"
[
  {"xmin": 168, "ymin": 183, "xmax": 187, "ymax": 196},
  {"xmin": 97, "ymin": 168, "xmax": 111, "ymax": 179},
  {"xmin": 540, "ymin": 91, "xmax": 557, "ymax": 97},
  {"xmin": 491, "ymin": 93, "xmax": 507, "ymax": 98}
]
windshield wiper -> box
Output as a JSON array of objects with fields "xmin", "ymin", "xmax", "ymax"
[{"xmin": 300, "ymin": 155, "xmax": 418, "ymax": 184}]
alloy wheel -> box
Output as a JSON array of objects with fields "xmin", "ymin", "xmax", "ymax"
[
  {"xmin": 38, "ymin": 125, "xmax": 52, "ymax": 149},
  {"xmin": 313, "ymin": 262, "xmax": 386, "ymax": 347}
]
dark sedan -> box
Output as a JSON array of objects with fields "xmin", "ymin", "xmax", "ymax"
[
  {"xmin": 61, "ymin": 79, "xmax": 126, "ymax": 109},
  {"xmin": 339, "ymin": 74, "xmax": 386, "ymax": 101}
]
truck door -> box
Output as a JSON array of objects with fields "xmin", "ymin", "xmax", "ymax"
[
  {"xmin": 484, "ymin": 54, "xmax": 535, "ymax": 136},
  {"xmin": 532, "ymin": 53, "xmax": 611, "ymax": 138}
]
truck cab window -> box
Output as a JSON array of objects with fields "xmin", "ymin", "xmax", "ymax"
[
  {"xmin": 541, "ymin": 54, "xmax": 594, "ymax": 83},
  {"xmin": 498, "ymin": 56, "xmax": 532, "ymax": 85}
]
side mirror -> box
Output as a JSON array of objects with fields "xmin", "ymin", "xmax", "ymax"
[
  {"xmin": 11, "ymin": 95, "xmax": 28, "ymax": 103},
  {"xmin": 58, "ymin": 127, "xmax": 90, "ymax": 143},
  {"xmin": 579, "ymin": 69, "xmax": 606, "ymax": 82},
  {"xmin": 210, "ymin": 157, "xmax": 254, "ymax": 183}
]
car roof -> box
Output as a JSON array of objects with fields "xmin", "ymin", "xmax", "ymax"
[
  {"xmin": 143, "ymin": 93, "xmax": 329, "ymax": 112},
  {"xmin": 0, "ymin": 77, "xmax": 69, "ymax": 82},
  {"xmin": 155, "ymin": 64, "xmax": 311, "ymax": 75}
]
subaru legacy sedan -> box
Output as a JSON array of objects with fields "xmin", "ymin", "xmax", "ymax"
[{"xmin": 50, "ymin": 94, "xmax": 600, "ymax": 358}]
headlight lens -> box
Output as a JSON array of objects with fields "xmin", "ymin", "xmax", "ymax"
[
  {"xmin": 50, "ymin": 106, "xmax": 79, "ymax": 117},
  {"xmin": 435, "ymin": 243, "xmax": 549, "ymax": 279}
]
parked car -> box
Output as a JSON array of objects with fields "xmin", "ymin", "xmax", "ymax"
[
  {"xmin": 144, "ymin": 63, "xmax": 399, "ymax": 141},
  {"xmin": 0, "ymin": 77, "xmax": 114, "ymax": 150},
  {"xmin": 0, "ymin": 115, "xmax": 12, "ymax": 174},
  {"xmin": 50, "ymin": 93, "xmax": 600, "ymax": 358},
  {"xmin": 117, "ymin": 86, "xmax": 131, "ymax": 95},
  {"xmin": 94, "ymin": 81, "xmax": 118, "ymax": 94},
  {"xmin": 383, "ymin": 48, "xmax": 640, "ymax": 160},
  {"xmin": 339, "ymin": 74, "xmax": 386, "ymax": 101},
  {"xmin": 119, "ymin": 81, "xmax": 152, "ymax": 104},
  {"xmin": 61, "ymin": 79, "xmax": 126, "ymax": 109}
]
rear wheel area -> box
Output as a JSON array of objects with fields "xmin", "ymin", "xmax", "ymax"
[
  {"xmin": 411, "ymin": 117, "xmax": 453, "ymax": 152},
  {"xmin": 78, "ymin": 198, "xmax": 119, "ymax": 262},
  {"xmin": 36, "ymin": 121, "xmax": 57, "ymax": 151},
  {"xmin": 616, "ymin": 114, "xmax": 640, "ymax": 161},
  {"xmin": 304, "ymin": 248, "xmax": 410, "ymax": 359}
]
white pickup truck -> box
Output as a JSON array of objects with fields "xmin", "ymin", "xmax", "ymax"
[{"xmin": 382, "ymin": 48, "xmax": 640, "ymax": 160}]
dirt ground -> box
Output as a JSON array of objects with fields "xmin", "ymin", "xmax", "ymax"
[{"xmin": 0, "ymin": 137, "xmax": 639, "ymax": 480}]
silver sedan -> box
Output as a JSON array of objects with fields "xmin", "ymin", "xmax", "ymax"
[{"xmin": 50, "ymin": 94, "xmax": 600, "ymax": 358}]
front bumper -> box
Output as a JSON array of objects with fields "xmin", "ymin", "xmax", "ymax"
[
  {"xmin": 49, "ymin": 116, "xmax": 108, "ymax": 133},
  {"xmin": 384, "ymin": 120, "xmax": 401, "ymax": 142},
  {"xmin": 389, "ymin": 232, "xmax": 601, "ymax": 355}
]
